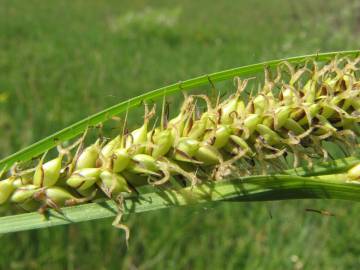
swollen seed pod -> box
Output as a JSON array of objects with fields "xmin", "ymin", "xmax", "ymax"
[
  {"xmin": 151, "ymin": 129, "xmax": 174, "ymax": 158},
  {"xmin": 303, "ymin": 78, "xmax": 317, "ymax": 103},
  {"xmin": 348, "ymin": 163, "xmax": 360, "ymax": 180},
  {"xmin": 226, "ymin": 135, "xmax": 254, "ymax": 156},
  {"xmin": 125, "ymin": 104, "xmax": 154, "ymax": 154},
  {"xmin": 274, "ymin": 106, "xmax": 292, "ymax": 129},
  {"xmin": 204, "ymin": 125, "xmax": 232, "ymax": 149},
  {"xmin": 168, "ymin": 95, "xmax": 194, "ymax": 136},
  {"xmin": 201, "ymin": 110, "xmax": 218, "ymax": 129},
  {"xmin": 99, "ymin": 170, "xmax": 131, "ymax": 197},
  {"xmin": 101, "ymin": 135, "xmax": 122, "ymax": 159},
  {"xmin": 173, "ymin": 137, "xmax": 200, "ymax": 162},
  {"xmin": 127, "ymin": 154, "xmax": 159, "ymax": 175},
  {"xmin": 43, "ymin": 187, "xmax": 76, "ymax": 206},
  {"xmin": 253, "ymin": 94, "xmax": 268, "ymax": 114},
  {"xmin": 75, "ymin": 140, "xmax": 101, "ymax": 170},
  {"xmin": 283, "ymin": 119, "xmax": 306, "ymax": 135},
  {"xmin": 41, "ymin": 187, "xmax": 88, "ymax": 207},
  {"xmin": 221, "ymin": 96, "xmax": 239, "ymax": 124},
  {"xmin": 243, "ymin": 114, "xmax": 263, "ymax": 136},
  {"xmin": 168, "ymin": 113, "xmax": 186, "ymax": 137},
  {"xmin": 256, "ymin": 124, "xmax": 282, "ymax": 145},
  {"xmin": 10, "ymin": 185, "xmax": 39, "ymax": 204},
  {"xmin": 236, "ymin": 100, "xmax": 246, "ymax": 120},
  {"xmin": 66, "ymin": 168, "xmax": 101, "ymax": 191},
  {"xmin": 181, "ymin": 111, "xmax": 196, "ymax": 137},
  {"xmin": 187, "ymin": 119, "xmax": 207, "ymax": 140},
  {"xmin": 0, "ymin": 178, "xmax": 16, "ymax": 204},
  {"xmin": 125, "ymin": 124, "xmax": 148, "ymax": 153},
  {"xmin": 110, "ymin": 148, "xmax": 131, "ymax": 173},
  {"xmin": 33, "ymin": 155, "xmax": 63, "ymax": 187},
  {"xmin": 194, "ymin": 144, "xmax": 222, "ymax": 165}
]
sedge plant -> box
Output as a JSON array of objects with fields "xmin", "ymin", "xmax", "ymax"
[{"xmin": 0, "ymin": 51, "xmax": 359, "ymax": 237}]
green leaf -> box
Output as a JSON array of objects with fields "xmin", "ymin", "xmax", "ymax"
[
  {"xmin": 1, "ymin": 51, "xmax": 359, "ymax": 235},
  {"xmin": 0, "ymin": 156, "xmax": 359, "ymax": 234},
  {"xmin": 1, "ymin": 50, "xmax": 359, "ymax": 171}
]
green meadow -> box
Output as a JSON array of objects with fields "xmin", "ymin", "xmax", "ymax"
[{"xmin": 1, "ymin": 0, "xmax": 360, "ymax": 269}]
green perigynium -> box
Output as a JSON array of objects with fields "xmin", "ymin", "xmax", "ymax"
[{"xmin": 0, "ymin": 55, "xmax": 359, "ymax": 215}]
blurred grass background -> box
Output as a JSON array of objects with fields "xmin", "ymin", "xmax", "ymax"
[{"xmin": 1, "ymin": 0, "xmax": 360, "ymax": 269}]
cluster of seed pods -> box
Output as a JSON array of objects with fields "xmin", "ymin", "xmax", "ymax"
[{"xmin": 0, "ymin": 56, "xmax": 360, "ymax": 214}]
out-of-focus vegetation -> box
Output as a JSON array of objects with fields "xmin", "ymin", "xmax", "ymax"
[{"xmin": 1, "ymin": 0, "xmax": 360, "ymax": 269}]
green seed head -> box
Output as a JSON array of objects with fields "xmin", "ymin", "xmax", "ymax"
[
  {"xmin": 127, "ymin": 154, "xmax": 159, "ymax": 175},
  {"xmin": 194, "ymin": 144, "xmax": 222, "ymax": 165},
  {"xmin": 303, "ymin": 79, "xmax": 316, "ymax": 103},
  {"xmin": 126, "ymin": 124, "xmax": 148, "ymax": 151},
  {"xmin": 204, "ymin": 125, "xmax": 232, "ymax": 149},
  {"xmin": 227, "ymin": 135, "xmax": 253, "ymax": 156},
  {"xmin": 256, "ymin": 124, "xmax": 282, "ymax": 145},
  {"xmin": 110, "ymin": 148, "xmax": 131, "ymax": 173},
  {"xmin": 187, "ymin": 119, "xmax": 207, "ymax": 140},
  {"xmin": 243, "ymin": 114, "xmax": 263, "ymax": 136},
  {"xmin": 42, "ymin": 187, "xmax": 77, "ymax": 206},
  {"xmin": 283, "ymin": 118, "xmax": 305, "ymax": 135},
  {"xmin": 66, "ymin": 168, "xmax": 101, "ymax": 191},
  {"xmin": 101, "ymin": 135, "xmax": 122, "ymax": 160},
  {"xmin": 76, "ymin": 140, "xmax": 101, "ymax": 170},
  {"xmin": 173, "ymin": 137, "xmax": 200, "ymax": 162},
  {"xmin": 221, "ymin": 97, "xmax": 239, "ymax": 124},
  {"xmin": 213, "ymin": 125, "xmax": 232, "ymax": 148},
  {"xmin": 274, "ymin": 106, "xmax": 292, "ymax": 129},
  {"xmin": 10, "ymin": 185, "xmax": 38, "ymax": 204},
  {"xmin": 236, "ymin": 100, "xmax": 246, "ymax": 119},
  {"xmin": 2, "ymin": 55, "xmax": 360, "ymax": 214},
  {"xmin": 151, "ymin": 129, "xmax": 174, "ymax": 158},
  {"xmin": 0, "ymin": 178, "xmax": 16, "ymax": 204},
  {"xmin": 33, "ymin": 155, "xmax": 63, "ymax": 187},
  {"xmin": 253, "ymin": 94, "xmax": 268, "ymax": 114},
  {"xmin": 99, "ymin": 170, "xmax": 131, "ymax": 197}
]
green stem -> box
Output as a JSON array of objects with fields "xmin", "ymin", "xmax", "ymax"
[{"xmin": 0, "ymin": 173, "xmax": 359, "ymax": 234}]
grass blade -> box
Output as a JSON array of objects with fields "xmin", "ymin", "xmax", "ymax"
[{"xmin": 0, "ymin": 157, "xmax": 359, "ymax": 234}]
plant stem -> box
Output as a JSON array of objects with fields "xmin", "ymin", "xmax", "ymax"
[{"xmin": 0, "ymin": 173, "xmax": 359, "ymax": 234}]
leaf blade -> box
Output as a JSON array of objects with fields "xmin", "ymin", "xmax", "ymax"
[{"xmin": 1, "ymin": 171, "xmax": 360, "ymax": 234}]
